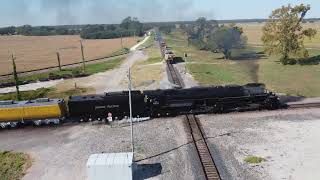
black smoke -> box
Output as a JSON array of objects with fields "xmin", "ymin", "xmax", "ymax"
[{"xmin": 0, "ymin": 0, "xmax": 216, "ymax": 26}]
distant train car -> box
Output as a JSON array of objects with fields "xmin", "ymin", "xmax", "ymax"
[
  {"xmin": 0, "ymin": 98, "xmax": 67, "ymax": 128},
  {"xmin": 68, "ymin": 91, "xmax": 147, "ymax": 122},
  {"xmin": 164, "ymin": 50, "xmax": 175, "ymax": 61}
]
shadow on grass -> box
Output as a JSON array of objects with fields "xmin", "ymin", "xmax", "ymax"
[
  {"xmin": 297, "ymin": 55, "xmax": 320, "ymax": 65},
  {"xmin": 278, "ymin": 95, "xmax": 305, "ymax": 104},
  {"xmin": 171, "ymin": 57, "xmax": 185, "ymax": 64},
  {"xmin": 215, "ymin": 51, "xmax": 266, "ymax": 61},
  {"xmin": 275, "ymin": 55, "xmax": 320, "ymax": 65},
  {"xmin": 230, "ymin": 52, "xmax": 266, "ymax": 61}
]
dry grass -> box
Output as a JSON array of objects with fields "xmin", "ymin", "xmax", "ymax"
[
  {"xmin": 0, "ymin": 151, "xmax": 32, "ymax": 180},
  {"xmin": 0, "ymin": 35, "xmax": 137, "ymax": 74},
  {"xmin": 239, "ymin": 22, "xmax": 320, "ymax": 48},
  {"xmin": 131, "ymin": 63, "xmax": 162, "ymax": 90}
]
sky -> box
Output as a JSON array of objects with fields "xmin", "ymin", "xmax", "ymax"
[{"xmin": 0, "ymin": 0, "xmax": 319, "ymax": 27}]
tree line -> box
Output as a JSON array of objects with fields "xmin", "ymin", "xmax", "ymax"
[
  {"xmin": 80, "ymin": 17, "xmax": 144, "ymax": 39},
  {"xmin": 0, "ymin": 25, "xmax": 80, "ymax": 36},
  {"xmin": 0, "ymin": 17, "xmax": 147, "ymax": 39}
]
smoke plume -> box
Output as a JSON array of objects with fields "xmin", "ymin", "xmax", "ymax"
[{"xmin": 0, "ymin": 0, "xmax": 215, "ymax": 26}]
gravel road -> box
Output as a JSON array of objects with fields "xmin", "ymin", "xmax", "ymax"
[
  {"xmin": 55, "ymin": 50, "xmax": 147, "ymax": 93},
  {"xmin": 0, "ymin": 117, "xmax": 203, "ymax": 180},
  {"xmin": 198, "ymin": 108, "xmax": 320, "ymax": 180}
]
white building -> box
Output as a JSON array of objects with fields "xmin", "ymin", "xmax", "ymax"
[{"xmin": 87, "ymin": 152, "xmax": 134, "ymax": 180}]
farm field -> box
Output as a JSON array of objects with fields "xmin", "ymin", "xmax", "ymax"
[
  {"xmin": 0, "ymin": 35, "xmax": 137, "ymax": 74},
  {"xmin": 164, "ymin": 30, "xmax": 320, "ymax": 97},
  {"xmin": 238, "ymin": 22, "xmax": 320, "ymax": 48}
]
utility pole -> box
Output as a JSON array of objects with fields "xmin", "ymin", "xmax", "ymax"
[
  {"xmin": 56, "ymin": 52, "xmax": 61, "ymax": 71},
  {"xmin": 120, "ymin": 32, "xmax": 123, "ymax": 49},
  {"xmin": 80, "ymin": 40, "xmax": 85, "ymax": 72},
  {"xmin": 133, "ymin": 31, "xmax": 136, "ymax": 41},
  {"xmin": 128, "ymin": 68, "xmax": 134, "ymax": 157},
  {"xmin": 11, "ymin": 54, "xmax": 21, "ymax": 100},
  {"xmin": 184, "ymin": 53, "xmax": 188, "ymax": 74}
]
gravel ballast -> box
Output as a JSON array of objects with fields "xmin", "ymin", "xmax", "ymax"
[
  {"xmin": 0, "ymin": 117, "xmax": 203, "ymax": 180},
  {"xmin": 198, "ymin": 108, "xmax": 320, "ymax": 180}
]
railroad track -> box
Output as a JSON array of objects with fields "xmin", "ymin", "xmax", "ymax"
[
  {"xmin": 185, "ymin": 114, "xmax": 221, "ymax": 180},
  {"xmin": 166, "ymin": 61, "xmax": 183, "ymax": 88},
  {"xmin": 287, "ymin": 102, "xmax": 320, "ymax": 109}
]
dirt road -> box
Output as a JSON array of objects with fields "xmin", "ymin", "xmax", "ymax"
[{"xmin": 54, "ymin": 50, "xmax": 148, "ymax": 93}]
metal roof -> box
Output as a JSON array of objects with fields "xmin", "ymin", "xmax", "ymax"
[{"xmin": 87, "ymin": 153, "xmax": 133, "ymax": 167}]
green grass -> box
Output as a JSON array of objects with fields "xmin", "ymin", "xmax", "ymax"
[
  {"xmin": 83, "ymin": 57, "xmax": 124, "ymax": 74},
  {"xmin": 139, "ymin": 44, "xmax": 162, "ymax": 65},
  {"xmin": 111, "ymin": 48, "xmax": 130, "ymax": 56},
  {"xmin": 0, "ymin": 88, "xmax": 52, "ymax": 101},
  {"xmin": 164, "ymin": 30, "xmax": 320, "ymax": 97},
  {"xmin": 47, "ymin": 87, "xmax": 91, "ymax": 100},
  {"xmin": 244, "ymin": 156, "xmax": 266, "ymax": 164},
  {"xmin": 188, "ymin": 63, "xmax": 255, "ymax": 85},
  {"xmin": 1, "ymin": 57, "xmax": 125, "ymax": 84},
  {"xmin": 0, "ymin": 151, "xmax": 31, "ymax": 180},
  {"xmin": 141, "ymin": 57, "xmax": 162, "ymax": 65},
  {"xmin": 0, "ymin": 87, "xmax": 91, "ymax": 101}
]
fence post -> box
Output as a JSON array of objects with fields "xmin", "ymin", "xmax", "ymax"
[
  {"xmin": 80, "ymin": 40, "xmax": 85, "ymax": 72},
  {"xmin": 56, "ymin": 52, "xmax": 61, "ymax": 71},
  {"xmin": 11, "ymin": 54, "xmax": 21, "ymax": 100}
]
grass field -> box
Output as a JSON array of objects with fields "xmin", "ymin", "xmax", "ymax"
[
  {"xmin": 0, "ymin": 35, "xmax": 137, "ymax": 74},
  {"xmin": 0, "ymin": 56, "xmax": 125, "ymax": 84},
  {"xmin": 164, "ymin": 30, "xmax": 320, "ymax": 97},
  {"xmin": 0, "ymin": 87, "xmax": 92, "ymax": 101},
  {"xmin": 0, "ymin": 151, "xmax": 31, "ymax": 180},
  {"xmin": 239, "ymin": 22, "xmax": 320, "ymax": 48},
  {"xmin": 132, "ymin": 39, "xmax": 163, "ymax": 89}
]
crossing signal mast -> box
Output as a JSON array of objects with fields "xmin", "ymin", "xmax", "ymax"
[{"xmin": 128, "ymin": 68, "xmax": 134, "ymax": 157}]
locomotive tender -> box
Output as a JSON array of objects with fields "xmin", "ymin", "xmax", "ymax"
[{"xmin": 0, "ymin": 83, "xmax": 280, "ymax": 128}]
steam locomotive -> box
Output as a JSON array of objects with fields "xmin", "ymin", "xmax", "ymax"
[
  {"xmin": 0, "ymin": 83, "xmax": 280, "ymax": 128},
  {"xmin": 68, "ymin": 83, "xmax": 280, "ymax": 121}
]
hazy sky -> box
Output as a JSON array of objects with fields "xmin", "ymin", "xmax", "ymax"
[{"xmin": 0, "ymin": 0, "xmax": 319, "ymax": 27}]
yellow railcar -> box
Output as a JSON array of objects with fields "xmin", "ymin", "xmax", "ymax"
[
  {"xmin": 0, "ymin": 98, "xmax": 67, "ymax": 128},
  {"xmin": 0, "ymin": 106, "xmax": 23, "ymax": 121}
]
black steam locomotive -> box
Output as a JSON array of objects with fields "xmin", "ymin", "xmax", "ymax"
[{"xmin": 68, "ymin": 83, "xmax": 280, "ymax": 121}]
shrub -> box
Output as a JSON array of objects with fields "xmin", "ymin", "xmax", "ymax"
[{"xmin": 244, "ymin": 156, "xmax": 266, "ymax": 164}]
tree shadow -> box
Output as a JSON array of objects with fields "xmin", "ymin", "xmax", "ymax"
[
  {"xmin": 215, "ymin": 51, "xmax": 267, "ymax": 61},
  {"xmin": 171, "ymin": 57, "xmax": 185, "ymax": 64},
  {"xmin": 133, "ymin": 163, "xmax": 163, "ymax": 180},
  {"xmin": 275, "ymin": 55, "xmax": 320, "ymax": 65},
  {"xmin": 230, "ymin": 52, "xmax": 266, "ymax": 61},
  {"xmin": 278, "ymin": 95, "xmax": 305, "ymax": 104},
  {"xmin": 297, "ymin": 55, "xmax": 320, "ymax": 65}
]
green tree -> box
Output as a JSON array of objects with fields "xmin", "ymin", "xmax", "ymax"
[
  {"xmin": 261, "ymin": 4, "xmax": 317, "ymax": 65},
  {"xmin": 184, "ymin": 17, "xmax": 218, "ymax": 49},
  {"xmin": 16, "ymin": 25, "xmax": 32, "ymax": 35},
  {"xmin": 207, "ymin": 25, "xmax": 247, "ymax": 59}
]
